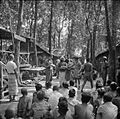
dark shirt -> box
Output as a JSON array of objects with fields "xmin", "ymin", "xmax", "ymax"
[
  {"xmin": 83, "ymin": 62, "xmax": 93, "ymax": 73},
  {"xmin": 17, "ymin": 96, "xmax": 32, "ymax": 118}
]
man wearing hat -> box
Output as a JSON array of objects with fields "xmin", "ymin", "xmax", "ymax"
[{"xmin": 6, "ymin": 54, "xmax": 18, "ymax": 101}]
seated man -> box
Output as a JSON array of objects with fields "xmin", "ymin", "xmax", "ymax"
[
  {"xmin": 96, "ymin": 93, "xmax": 118, "ymax": 119},
  {"xmin": 74, "ymin": 92, "xmax": 94, "ymax": 119}
]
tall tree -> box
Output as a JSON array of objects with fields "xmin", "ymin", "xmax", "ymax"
[
  {"xmin": 48, "ymin": 0, "xmax": 53, "ymax": 54},
  {"xmin": 104, "ymin": 0, "xmax": 120, "ymax": 81},
  {"xmin": 33, "ymin": 0, "xmax": 38, "ymax": 66},
  {"xmin": 15, "ymin": 0, "xmax": 24, "ymax": 73}
]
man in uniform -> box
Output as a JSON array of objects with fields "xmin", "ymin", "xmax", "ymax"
[{"xmin": 81, "ymin": 58, "xmax": 93, "ymax": 92}]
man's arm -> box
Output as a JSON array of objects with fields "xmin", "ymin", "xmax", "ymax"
[{"xmin": 0, "ymin": 61, "xmax": 6, "ymax": 67}]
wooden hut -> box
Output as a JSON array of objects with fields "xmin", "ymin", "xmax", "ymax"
[{"xmin": 95, "ymin": 43, "xmax": 120, "ymax": 72}]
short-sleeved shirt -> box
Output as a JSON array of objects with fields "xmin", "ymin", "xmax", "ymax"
[
  {"xmin": 97, "ymin": 102, "xmax": 118, "ymax": 119},
  {"xmin": 6, "ymin": 61, "xmax": 17, "ymax": 73},
  {"xmin": 48, "ymin": 91, "xmax": 63, "ymax": 110}
]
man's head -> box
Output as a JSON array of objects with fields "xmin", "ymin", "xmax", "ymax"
[
  {"xmin": 4, "ymin": 108, "xmax": 15, "ymax": 119},
  {"xmin": 21, "ymin": 88, "xmax": 28, "ymax": 96},
  {"xmin": 45, "ymin": 82, "xmax": 52, "ymax": 89},
  {"xmin": 103, "ymin": 93, "xmax": 112, "ymax": 102},
  {"xmin": 110, "ymin": 82, "xmax": 117, "ymax": 91},
  {"xmin": 81, "ymin": 92, "xmax": 92, "ymax": 104},
  {"xmin": 59, "ymin": 97, "xmax": 67, "ymax": 103},
  {"xmin": 35, "ymin": 83, "xmax": 42, "ymax": 92},
  {"xmin": 9, "ymin": 54, "xmax": 14, "ymax": 61},
  {"xmin": 69, "ymin": 80, "xmax": 75, "ymax": 86},
  {"xmin": 37, "ymin": 90, "xmax": 45, "ymax": 101},
  {"xmin": 62, "ymin": 82, "xmax": 69, "ymax": 89},
  {"xmin": 53, "ymin": 85, "xmax": 59, "ymax": 91},
  {"xmin": 69, "ymin": 89, "xmax": 76, "ymax": 98}
]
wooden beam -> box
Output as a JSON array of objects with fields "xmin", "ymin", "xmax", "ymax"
[{"xmin": 14, "ymin": 34, "xmax": 26, "ymax": 42}]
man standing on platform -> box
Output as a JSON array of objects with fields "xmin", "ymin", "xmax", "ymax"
[
  {"xmin": 6, "ymin": 54, "xmax": 18, "ymax": 101},
  {"xmin": 81, "ymin": 58, "xmax": 93, "ymax": 92}
]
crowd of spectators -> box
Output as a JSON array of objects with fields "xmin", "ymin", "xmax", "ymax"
[{"xmin": 1, "ymin": 79, "xmax": 120, "ymax": 119}]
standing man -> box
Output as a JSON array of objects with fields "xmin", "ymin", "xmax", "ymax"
[
  {"xmin": 6, "ymin": 54, "xmax": 18, "ymax": 101},
  {"xmin": 72, "ymin": 56, "xmax": 81, "ymax": 90},
  {"xmin": 45, "ymin": 59, "xmax": 52, "ymax": 84},
  {"xmin": 101, "ymin": 56, "xmax": 108, "ymax": 86},
  {"xmin": 81, "ymin": 58, "xmax": 93, "ymax": 92}
]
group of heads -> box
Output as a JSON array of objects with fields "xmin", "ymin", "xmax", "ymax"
[{"xmin": 96, "ymin": 81, "xmax": 120, "ymax": 102}]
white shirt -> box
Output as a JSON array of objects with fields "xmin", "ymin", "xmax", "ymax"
[
  {"xmin": 44, "ymin": 88, "xmax": 53, "ymax": 98},
  {"xmin": 59, "ymin": 88, "xmax": 69, "ymax": 99},
  {"xmin": 48, "ymin": 91, "xmax": 63, "ymax": 110},
  {"xmin": 96, "ymin": 102, "xmax": 118, "ymax": 119},
  {"xmin": 68, "ymin": 97, "xmax": 80, "ymax": 115},
  {"xmin": 6, "ymin": 61, "xmax": 17, "ymax": 74}
]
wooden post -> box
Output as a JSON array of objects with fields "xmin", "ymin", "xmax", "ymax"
[{"xmin": 0, "ymin": 55, "xmax": 3, "ymax": 99}]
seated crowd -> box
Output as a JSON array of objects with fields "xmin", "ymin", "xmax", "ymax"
[{"xmin": 1, "ymin": 79, "xmax": 120, "ymax": 119}]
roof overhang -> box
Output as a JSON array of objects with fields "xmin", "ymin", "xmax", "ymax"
[{"xmin": 0, "ymin": 27, "xmax": 26, "ymax": 42}]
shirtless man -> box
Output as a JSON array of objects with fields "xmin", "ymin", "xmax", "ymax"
[{"xmin": 81, "ymin": 58, "xmax": 93, "ymax": 92}]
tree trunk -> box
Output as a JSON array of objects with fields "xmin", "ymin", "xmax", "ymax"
[
  {"xmin": 104, "ymin": 0, "xmax": 117, "ymax": 81},
  {"xmin": 90, "ymin": 34, "xmax": 93, "ymax": 63},
  {"xmin": 53, "ymin": 33, "xmax": 56, "ymax": 49},
  {"xmin": 33, "ymin": 0, "xmax": 38, "ymax": 66},
  {"xmin": 15, "ymin": 0, "xmax": 23, "ymax": 69},
  {"xmin": 48, "ymin": 0, "xmax": 53, "ymax": 54},
  {"xmin": 14, "ymin": 0, "xmax": 24, "ymax": 86},
  {"xmin": 92, "ymin": 25, "xmax": 97, "ymax": 66},
  {"xmin": 86, "ymin": 38, "xmax": 90, "ymax": 60},
  {"xmin": 58, "ymin": 31, "xmax": 61, "ymax": 48},
  {"xmin": 67, "ymin": 19, "xmax": 74, "ymax": 58},
  {"xmin": 111, "ymin": 0, "xmax": 120, "ymax": 81}
]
